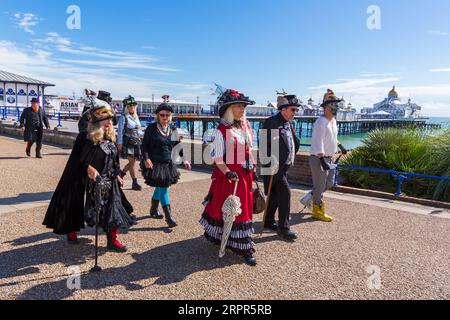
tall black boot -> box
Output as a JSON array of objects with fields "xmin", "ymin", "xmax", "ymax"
[
  {"xmin": 36, "ymin": 145, "xmax": 42, "ymax": 159},
  {"xmin": 163, "ymin": 205, "xmax": 177, "ymax": 228},
  {"xmin": 150, "ymin": 199, "xmax": 163, "ymax": 219},
  {"xmin": 132, "ymin": 178, "xmax": 142, "ymax": 191}
]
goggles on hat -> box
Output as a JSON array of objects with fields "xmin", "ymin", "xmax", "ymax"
[{"xmin": 94, "ymin": 107, "xmax": 114, "ymax": 119}]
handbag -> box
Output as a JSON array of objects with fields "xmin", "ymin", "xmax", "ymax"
[{"xmin": 253, "ymin": 179, "xmax": 266, "ymax": 215}]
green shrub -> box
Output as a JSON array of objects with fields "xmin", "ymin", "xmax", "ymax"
[{"xmin": 340, "ymin": 128, "xmax": 450, "ymax": 202}]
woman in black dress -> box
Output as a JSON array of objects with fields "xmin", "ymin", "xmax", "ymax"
[
  {"xmin": 141, "ymin": 98, "xmax": 191, "ymax": 228},
  {"xmin": 44, "ymin": 94, "xmax": 133, "ymax": 252}
]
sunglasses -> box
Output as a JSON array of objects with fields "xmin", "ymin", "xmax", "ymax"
[{"xmin": 289, "ymin": 108, "xmax": 299, "ymax": 113}]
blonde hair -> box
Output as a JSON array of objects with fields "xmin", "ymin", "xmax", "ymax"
[
  {"xmin": 125, "ymin": 105, "xmax": 139, "ymax": 120},
  {"xmin": 222, "ymin": 105, "xmax": 247, "ymax": 125},
  {"xmin": 87, "ymin": 122, "xmax": 116, "ymax": 144},
  {"xmin": 222, "ymin": 107, "xmax": 252, "ymax": 148}
]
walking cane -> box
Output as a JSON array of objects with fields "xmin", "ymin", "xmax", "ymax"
[
  {"xmin": 260, "ymin": 174, "xmax": 274, "ymax": 237},
  {"xmin": 90, "ymin": 176, "xmax": 103, "ymax": 273}
]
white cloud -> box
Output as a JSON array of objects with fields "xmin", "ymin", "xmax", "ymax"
[
  {"xmin": 429, "ymin": 67, "xmax": 450, "ymax": 72},
  {"xmin": 33, "ymin": 32, "xmax": 72, "ymax": 46},
  {"xmin": 0, "ymin": 40, "xmax": 208, "ymax": 103},
  {"xmin": 59, "ymin": 58, "xmax": 178, "ymax": 72},
  {"xmin": 12, "ymin": 12, "xmax": 40, "ymax": 34}
]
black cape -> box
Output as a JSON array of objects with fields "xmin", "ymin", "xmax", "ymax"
[{"xmin": 43, "ymin": 134, "xmax": 133, "ymax": 235}]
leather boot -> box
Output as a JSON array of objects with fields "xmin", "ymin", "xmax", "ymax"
[
  {"xmin": 244, "ymin": 253, "xmax": 257, "ymax": 266},
  {"xmin": 107, "ymin": 228, "xmax": 127, "ymax": 252},
  {"xmin": 36, "ymin": 145, "xmax": 42, "ymax": 159},
  {"xmin": 150, "ymin": 199, "xmax": 164, "ymax": 219},
  {"xmin": 25, "ymin": 142, "xmax": 32, "ymax": 157},
  {"xmin": 67, "ymin": 232, "xmax": 80, "ymax": 244},
  {"xmin": 132, "ymin": 178, "xmax": 142, "ymax": 191},
  {"xmin": 163, "ymin": 205, "xmax": 177, "ymax": 228}
]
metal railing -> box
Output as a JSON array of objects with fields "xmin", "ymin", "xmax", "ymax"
[
  {"xmin": 299, "ymin": 143, "xmax": 449, "ymax": 197},
  {"xmin": 334, "ymin": 165, "xmax": 450, "ymax": 197}
]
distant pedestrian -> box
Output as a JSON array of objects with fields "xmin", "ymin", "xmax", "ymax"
[{"xmin": 19, "ymin": 97, "xmax": 50, "ymax": 158}]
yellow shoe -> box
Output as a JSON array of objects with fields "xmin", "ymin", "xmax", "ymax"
[{"xmin": 311, "ymin": 204, "xmax": 333, "ymax": 222}]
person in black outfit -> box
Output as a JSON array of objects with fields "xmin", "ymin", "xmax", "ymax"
[
  {"xmin": 141, "ymin": 98, "xmax": 191, "ymax": 228},
  {"xmin": 19, "ymin": 97, "xmax": 50, "ymax": 158},
  {"xmin": 43, "ymin": 91, "xmax": 134, "ymax": 247},
  {"xmin": 261, "ymin": 94, "xmax": 301, "ymax": 241}
]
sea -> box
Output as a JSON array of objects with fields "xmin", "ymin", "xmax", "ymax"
[
  {"xmin": 299, "ymin": 117, "xmax": 450, "ymax": 150},
  {"xmin": 166, "ymin": 116, "xmax": 450, "ymax": 150}
]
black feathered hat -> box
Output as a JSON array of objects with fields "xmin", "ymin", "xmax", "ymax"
[{"xmin": 216, "ymin": 89, "xmax": 255, "ymax": 118}]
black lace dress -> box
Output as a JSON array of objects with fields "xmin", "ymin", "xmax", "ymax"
[{"xmin": 82, "ymin": 140, "xmax": 134, "ymax": 232}]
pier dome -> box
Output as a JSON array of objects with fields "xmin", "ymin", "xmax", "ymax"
[{"xmin": 388, "ymin": 86, "xmax": 399, "ymax": 98}]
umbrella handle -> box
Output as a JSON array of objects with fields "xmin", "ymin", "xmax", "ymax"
[{"xmin": 233, "ymin": 180, "xmax": 239, "ymax": 196}]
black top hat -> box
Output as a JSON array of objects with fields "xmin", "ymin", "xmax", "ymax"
[
  {"xmin": 97, "ymin": 91, "xmax": 112, "ymax": 103},
  {"xmin": 30, "ymin": 97, "xmax": 40, "ymax": 104},
  {"xmin": 216, "ymin": 89, "xmax": 255, "ymax": 118},
  {"xmin": 277, "ymin": 94, "xmax": 301, "ymax": 110}
]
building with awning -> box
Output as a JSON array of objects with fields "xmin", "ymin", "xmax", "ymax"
[{"xmin": 0, "ymin": 70, "xmax": 55, "ymax": 109}]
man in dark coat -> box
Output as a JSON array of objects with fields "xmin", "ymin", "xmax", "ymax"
[
  {"xmin": 19, "ymin": 97, "xmax": 50, "ymax": 158},
  {"xmin": 261, "ymin": 94, "xmax": 301, "ymax": 241}
]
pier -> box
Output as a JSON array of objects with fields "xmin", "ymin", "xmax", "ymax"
[{"xmin": 149, "ymin": 114, "xmax": 442, "ymax": 140}]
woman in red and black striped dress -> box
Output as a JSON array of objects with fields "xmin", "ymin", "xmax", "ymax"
[{"xmin": 199, "ymin": 89, "xmax": 257, "ymax": 266}]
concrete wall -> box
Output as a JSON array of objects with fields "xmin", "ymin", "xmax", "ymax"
[{"xmin": 0, "ymin": 122, "xmax": 77, "ymax": 147}]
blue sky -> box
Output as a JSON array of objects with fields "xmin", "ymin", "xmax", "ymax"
[{"xmin": 1, "ymin": 0, "xmax": 450, "ymax": 116}]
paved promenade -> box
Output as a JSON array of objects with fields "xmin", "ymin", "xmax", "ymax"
[{"xmin": 0, "ymin": 135, "xmax": 449, "ymax": 300}]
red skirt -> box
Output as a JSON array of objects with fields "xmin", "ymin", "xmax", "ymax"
[{"xmin": 200, "ymin": 166, "xmax": 255, "ymax": 256}]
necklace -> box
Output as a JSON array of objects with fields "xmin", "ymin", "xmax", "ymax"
[{"xmin": 157, "ymin": 123, "xmax": 170, "ymax": 136}]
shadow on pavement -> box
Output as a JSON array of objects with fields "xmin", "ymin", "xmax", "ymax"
[
  {"xmin": 16, "ymin": 236, "xmax": 240, "ymax": 300},
  {"xmin": 0, "ymin": 156, "xmax": 28, "ymax": 160},
  {"xmin": 0, "ymin": 192, "xmax": 53, "ymax": 206},
  {"xmin": 254, "ymin": 212, "xmax": 317, "ymax": 234},
  {"xmin": 0, "ymin": 237, "xmax": 98, "ymax": 281},
  {"xmin": 4, "ymin": 232, "xmax": 60, "ymax": 246}
]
